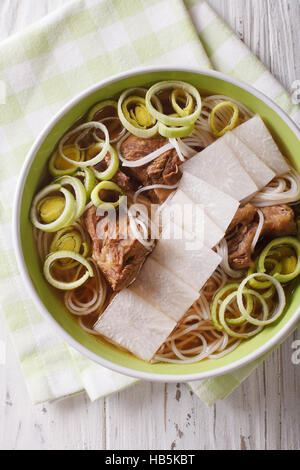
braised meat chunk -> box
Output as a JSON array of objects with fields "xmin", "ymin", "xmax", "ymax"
[
  {"xmin": 225, "ymin": 204, "xmax": 258, "ymax": 269},
  {"xmin": 86, "ymin": 206, "xmax": 150, "ymax": 291},
  {"xmin": 120, "ymin": 135, "xmax": 181, "ymax": 203},
  {"xmin": 94, "ymin": 154, "xmax": 136, "ymax": 193},
  {"xmin": 260, "ymin": 205, "xmax": 296, "ymax": 238},
  {"xmin": 226, "ymin": 203, "xmax": 296, "ymax": 269}
]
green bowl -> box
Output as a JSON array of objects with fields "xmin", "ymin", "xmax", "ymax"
[{"xmin": 13, "ymin": 67, "xmax": 300, "ymax": 382}]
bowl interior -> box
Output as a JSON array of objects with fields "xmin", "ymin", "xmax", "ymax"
[{"xmin": 19, "ymin": 70, "xmax": 300, "ymax": 378}]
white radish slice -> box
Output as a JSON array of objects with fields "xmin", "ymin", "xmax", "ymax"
[
  {"xmin": 162, "ymin": 189, "xmax": 224, "ymax": 249},
  {"xmin": 130, "ymin": 257, "xmax": 199, "ymax": 323},
  {"xmin": 152, "ymin": 221, "xmax": 221, "ymax": 292},
  {"xmin": 233, "ymin": 115, "xmax": 290, "ymax": 176},
  {"xmin": 182, "ymin": 139, "xmax": 258, "ymax": 201},
  {"xmin": 94, "ymin": 289, "xmax": 176, "ymax": 362},
  {"xmin": 224, "ymin": 132, "xmax": 276, "ymax": 189},
  {"xmin": 179, "ymin": 171, "xmax": 239, "ymax": 232}
]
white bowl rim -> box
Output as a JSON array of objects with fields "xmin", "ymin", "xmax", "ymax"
[{"xmin": 13, "ymin": 65, "xmax": 300, "ymax": 383}]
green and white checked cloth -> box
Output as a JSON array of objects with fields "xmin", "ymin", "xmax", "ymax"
[{"xmin": 0, "ymin": 0, "xmax": 299, "ymax": 406}]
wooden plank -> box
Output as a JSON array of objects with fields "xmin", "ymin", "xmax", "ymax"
[{"xmin": 105, "ymin": 382, "xmax": 167, "ymax": 450}]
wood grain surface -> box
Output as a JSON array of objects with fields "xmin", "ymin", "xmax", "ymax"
[{"xmin": 0, "ymin": 0, "xmax": 299, "ymax": 451}]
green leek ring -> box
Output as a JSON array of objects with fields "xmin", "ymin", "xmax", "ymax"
[
  {"xmin": 211, "ymin": 283, "xmax": 252, "ymax": 330},
  {"xmin": 75, "ymin": 168, "xmax": 96, "ymax": 199},
  {"xmin": 219, "ymin": 290, "xmax": 266, "ymax": 339},
  {"xmin": 31, "ymin": 184, "xmax": 75, "ymax": 233},
  {"xmin": 145, "ymin": 81, "xmax": 201, "ymax": 127},
  {"xmin": 210, "ymin": 101, "xmax": 239, "ymax": 137},
  {"xmin": 118, "ymin": 87, "xmax": 163, "ymax": 138},
  {"xmin": 211, "ymin": 283, "xmax": 240, "ymax": 331},
  {"xmin": 59, "ymin": 122, "xmax": 110, "ymax": 168},
  {"xmin": 93, "ymin": 145, "xmax": 120, "ymax": 181},
  {"xmin": 171, "ymin": 89, "xmax": 194, "ymax": 117},
  {"xmin": 44, "ymin": 251, "xmax": 94, "ymax": 290},
  {"xmin": 87, "ymin": 100, "xmax": 118, "ymax": 122},
  {"xmin": 237, "ymin": 273, "xmax": 286, "ymax": 326},
  {"xmin": 49, "ymin": 145, "xmax": 84, "ymax": 177},
  {"xmin": 91, "ymin": 181, "xmax": 125, "ymax": 210},
  {"xmin": 257, "ymin": 237, "xmax": 300, "ymax": 283},
  {"xmin": 158, "ymin": 120, "xmax": 195, "ymax": 138},
  {"xmin": 50, "ymin": 227, "xmax": 89, "ymax": 270},
  {"xmin": 55, "ymin": 176, "xmax": 87, "ymax": 221}
]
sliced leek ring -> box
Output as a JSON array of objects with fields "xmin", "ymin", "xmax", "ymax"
[
  {"xmin": 44, "ymin": 251, "xmax": 94, "ymax": 290},
  {"xmin": 247, "ymin": 258, "xmax": 282, "ymax": 290},
  {"xmin": 171, "ymin": 88, "xmax": 194, "ymax": 117},
  {"xmin": 257, "ymin": 237, "xmax": 300, "ymax": 283},
  {"xmin": 87, "ymin": 100, "xmax": 118, "ymax": 122},
  {"xmin": 37, "ymin": 196, "xmax": 66, "ymax": 224},
  {"xmin": 123, "ymin": 96, "xmax": 154, "ymax": 128},
  {"xmin": 49, "ymin": 145, "xmax": 84, "ymax": 177},
  {"xmin": 59, "ymin": 122, "xmax": 109, "ymax": 168},
  {"xmin": 55, "ymin": 176, "xmax": 87, "ymax": 221},
  {"xmin": 237, "ymin": 273, "xmax": 286, "ymax": 326},
  {"xmin": 75, "ymin": 167, "xmax": 96, "ymax": 199},
  {"xmin": 31, "ymin": 184, "xmax": 75, "ymax": 232},
  {"xmin": 211, "ymin": 283, "xmax": 251, "ymax": 330},
  {"xmin": 93, "ymin": 145, "xmax": 119, "ymax": 181},
  {"xmin": 219, "ymin": 290, "xmax": 266, "ymax": 339},
  {"xmin": 91, "ymin": 181, "xmax": 124, "ymax": 210},
  {"xmin": 118, "ymin": 87, "xmax": 162, "ymax": 138},
  {"xmin": 282, "ymin": 256, "xmax": 297, "ymax": 275},
  {"xmin": 50, "ymin": 227, "xmax": 89, "ymax": 269},
  {"xmin": 210, "ymin": 101, "xmax": 239, "ymax": 137},
  {"xmin": 146, "ymin": 81, "xmax": 201, "ymax": 127},
  {"xmin": 158, "ymin": 120, "xmax": 194, "ymax": 138}
]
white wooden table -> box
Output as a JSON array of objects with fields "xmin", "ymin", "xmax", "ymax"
[{"xmin": 0, "ymin": 0, "xmax": 299, "ymax": 451}]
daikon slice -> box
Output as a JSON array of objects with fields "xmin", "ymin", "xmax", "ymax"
[
  {"xmin": 94, "ymin": 289, "xmax": 176, "ymax": 362},
  {"xmin": 130, "ymin": 257, "xmax": 199, "ymax": 322},
  {"xmin": 179, "ymin": 171, "xmax": 239, "ymax": 232},
  {"xmin": 182, "ymin": 139, "xmax": 258, "ymax": 201},
  {"xmin": 233, "ymin": 115, "xmax": 290, "ymax": 176},
  {"xmin": 152, "ymin": 221, "xmax": 222, "ymax": 291},
  {"xmin": 162, "ymin": 189, "xmax": 224, "ymax": 249},
  {"xmin": 224, "ymin": 131, "xmax": 276, "ymax": 189}
]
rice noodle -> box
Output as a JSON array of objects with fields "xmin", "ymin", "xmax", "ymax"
[
  {"xmin": 133, "ymin": 183, "xmax": 179, "ymax": 203},
  {"xmin": 216, "ymin": 239, "xmax": 245, "ymax": 279},
  {"xmin": 153, "ymin": 266, "xmax": 237, "ymax": 364},
  {"xmin": 84, "ymin": 201, "xmax": 94, "ymax": 213},
  {"xmin": 182, "ymin": 94, "xmax": 253, "ymax": 151},
  {"xmin": 128, "ymin": 205, "xmax": 155, "ymax": 249},
  {"xmin": 153, "ymin": 314, "xmax": 233, "ymax": 364},
  {"xmin": 202, "ymin": 95, "xmax": 254, "ymax": 120},
  {"xmin": 78, "ymin": 318, "xmax": 101, "ymax": 336},
  {"xmin": 208, "ymin": 340, "xmax": 240, "ymax": 359},
  {"xmin": 183, "ymin": 126, "xmax": 215, "ymax": 150},
  {"xmin": 156, "ymin": 191, "xmax": 176, "ymax": 215},
  {"xmin": 195, "ymin": 292, "xmax": 211, "ymax": 320},
  {"xmin": 94, "ymin": 116, "xmax": 126, "ymax": 144},
  {"xmin": 251, "ymin": 209, "xmax": 264, "ymax": 253},
  {"xmin": 74, "ymin": 128, "xmax": 93, "ymax": 150},
  {"xmin": 34, "ymin": 228, "xmax": 53, "ymax": 261},
  {"xmin": 117, "ymin": 136, "xmax": 173, "ymax": 168},
  {"xmin": 168, "ymin": 138, "xmax": 186, "ymax": 162},
  {"xmin": 64, "ymin": 258, "xmax": 107, "ymax": 316},
  {"xmin": 174, "ymin": 138, "xmax": 197, "ymax": 159},
  {"xmin": 251, "ymin": 169, "xmax": 300, "ymax": 206}
]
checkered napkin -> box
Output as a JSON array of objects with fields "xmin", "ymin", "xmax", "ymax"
[{"xmin": 0, "ymin": 0, "xmax": 299, "ymax": 405}]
